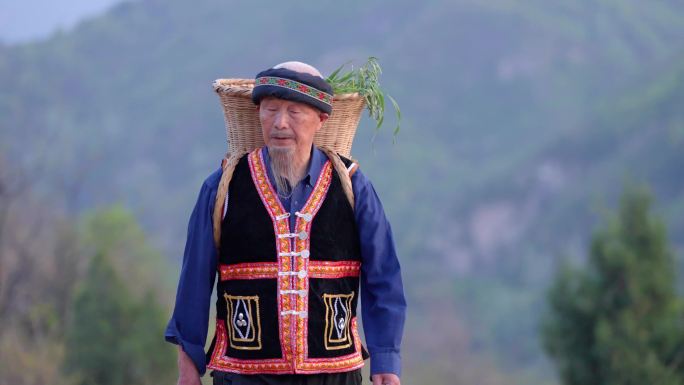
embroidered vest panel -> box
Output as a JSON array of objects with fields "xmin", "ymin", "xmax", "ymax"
[
  {"xmin": 309, "ymin": 161, "xmax": 360, "ymax": 261},
  {"xmin": 207, "ymin": 148, "xmax": 365, "ymax": 374},
  {"xmin": 220, "ymin": 155, "xmax": 277, "ymax": 263}
]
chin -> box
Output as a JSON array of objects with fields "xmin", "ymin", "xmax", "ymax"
[{"xmin": 267, "ymin": 144, "xmax": 295, "ymax": 153}]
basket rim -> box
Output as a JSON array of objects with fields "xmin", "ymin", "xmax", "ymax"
[{"xmin": 213, "ymin": 78, "xmax": 362, "ymax": 101}]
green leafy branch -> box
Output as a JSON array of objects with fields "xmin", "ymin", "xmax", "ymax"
[{"xmin": 326, "ymin": 57, "xmax": 401, "ymax": 138}]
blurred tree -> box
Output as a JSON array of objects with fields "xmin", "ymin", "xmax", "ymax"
[
  {"xmin": 1, "ymin": 158, "xmax": 175, "ymax": 384},
  {"xmin": 79, "ymin": 205, "xmax": 174, "ymax": 304},
  {"xmin": 64, "ymin": 251, "xmax": 175, "ymax": 385},
  {"xmin": 542, "ymin": 185, "xmax": 684, "ymax": 385}
]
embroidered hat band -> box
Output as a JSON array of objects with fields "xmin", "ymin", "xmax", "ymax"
[{"xmin": 252, "ymin": 67, "xmax": 333, "ymax": 114}]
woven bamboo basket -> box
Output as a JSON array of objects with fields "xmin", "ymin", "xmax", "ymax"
[{"xmin": 213, "ymin": 79, "xmax": 365, "ymax": 158}]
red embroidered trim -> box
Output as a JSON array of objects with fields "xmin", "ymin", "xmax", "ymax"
[
  {"xmin": 249, "ymin": 149, "xmax": 293, "ymax": 364},
  {"xmin": 291, "ymin": 161, "xmax": 363, "ymax": 370},
  {"xmin": 219, "ymin": 261, "xmax": 360, "ymax": 281},
  {"xmin": 220, "ymin": 263, "xmax": 279, "ymax": 280},
  {"xmin": 207, "ymin": 320, "xmax": 292, "ymax": 374},
  {"xmin": 297, "ymin": 318, "xmax": 364, "ymax": 372},
  {"xmin": 308, "ymin": 261, "xmax": 361, "ymax": 278},
  {"xmin": 207, "ymin": 319, "xmax": 364, "ymax": 374},
  {"xmin": 294, "ymin": 162, "xmax": 331, "ymax": 367}
]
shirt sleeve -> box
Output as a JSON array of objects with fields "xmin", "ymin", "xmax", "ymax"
[
  {"xmin": 164, "ymin": 169, "xmax": 222, "ymax": 376},
  {"xmin": 352, "ymin": 169, "xmax": 407, "ymax": 377}
]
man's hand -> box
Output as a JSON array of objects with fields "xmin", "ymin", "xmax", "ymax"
[
  {"xmin": 372, "ymin": 373, "xmax": 400, "ymax": 385},
  {"xmin": 177, "ymin": 345, "xmax": 201, "ymax": 385}
]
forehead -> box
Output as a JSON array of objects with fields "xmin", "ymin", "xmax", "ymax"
[{"xmin": 260, "ymin": 96, "xmax": 315, "ymax": 111}]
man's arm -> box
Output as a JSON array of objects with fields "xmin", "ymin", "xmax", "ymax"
[
  {"xmin": 352, "ymin": 169, "xmax": 407, "ymax": 384},
  {"xmin": 177, "ymin": 346, "xmax": 201, "ymax": 385},
  {"xmin": 165, "ymin": 169, "xmax": 222, "ymax": 380},
  {"xmin": 372, "ymin": 373, "xmax": 401, "ymax": 385}
]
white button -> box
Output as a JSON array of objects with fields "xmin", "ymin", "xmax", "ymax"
[
  {"xmin": 298, "ymin": 270, "xmax": 307, "ymax": 279},
  {"xmin": 298, "ymin": 231, "xmax": 308, "ymax": 240},
  {"xmin": 296, "ymin": 211, "xmax": 313, "ymax": 222},
  {"xmin": 300, "ymin": 249, "xmax": 310, "ymax": 259}
]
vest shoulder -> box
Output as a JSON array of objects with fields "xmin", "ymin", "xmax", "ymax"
[{"xmin": 204, "ymin": 151, "xmax": 250, "ymax": 190}]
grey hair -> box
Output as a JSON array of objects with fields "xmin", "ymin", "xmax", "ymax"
[{"xmin": 273, "ymin": 61, "xmax": 323, "ymax": 78}]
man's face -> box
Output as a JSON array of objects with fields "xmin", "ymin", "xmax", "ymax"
[{"xmin": 258, "ymin": 97, "xmax": 328, "ymax": 156}]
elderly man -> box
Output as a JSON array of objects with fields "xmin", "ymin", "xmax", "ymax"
[{"xmin": 165, "ymin": 62, "xmax": 406, "ymax": 385}]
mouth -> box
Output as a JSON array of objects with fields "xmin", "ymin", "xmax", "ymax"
[{"xmin": 270, "ymin": 135, "xmax": 295, "ymax": 143}]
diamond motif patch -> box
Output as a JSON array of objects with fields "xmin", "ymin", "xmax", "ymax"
[
  {"xmin": 224, "ymin": 294, "xmax": 262, "ymax": 350},
  {"xmin": 323, "ymin": 292, "xmax": 354, "ymax": 350}
]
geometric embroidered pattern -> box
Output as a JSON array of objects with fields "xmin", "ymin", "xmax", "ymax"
[
  {"xmin": 308, "ymin": 261, "xmax": 361, "ymax": 278},
  {"xmin": 255, "ymin": 76, "xmax": 333, "ymax": 106},
  {"xmin": 219, "ymin": 261, "xmax": 361, "ymax": 281}
]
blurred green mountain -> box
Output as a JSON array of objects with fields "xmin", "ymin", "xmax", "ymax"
[
  {"xmin": 2, "ymin": 0, "xmax": 684, "ymax": 383},
  {"xmin": 438, "ymin": 57, "xmax": 684, "ymax": 382}
]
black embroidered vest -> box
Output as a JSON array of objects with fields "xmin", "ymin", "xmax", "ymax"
[{"xmin": 206, "ymin": 148, "xmax": 366, "ymax": 374}]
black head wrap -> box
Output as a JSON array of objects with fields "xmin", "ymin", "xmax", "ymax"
[{"xmin": 252, "ymin": 67, "xmax": 333, "ymax": 114}]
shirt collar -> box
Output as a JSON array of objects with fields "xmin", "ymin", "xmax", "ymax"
[
  {"xmin": 261, "ymin": 145, "xmax": 324, "ymax": 188},
  {"xmin": 306, "ymin": 146, "xmax": 324, "ymax": 187}
]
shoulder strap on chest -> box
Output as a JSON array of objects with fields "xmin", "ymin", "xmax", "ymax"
[{"xmin": 318, "ymin": 146, "xmax": 358, "ymax": 211}]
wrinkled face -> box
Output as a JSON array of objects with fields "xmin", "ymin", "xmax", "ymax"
[{"xmin": 258, "ymin": 97, "xmax": 328, "ymax": 156}]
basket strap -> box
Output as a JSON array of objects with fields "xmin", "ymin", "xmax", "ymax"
[
  {"xmin": 213, "ymin": 152, "xmax": 247, "ymax": 250},
  {"xmin": 319, "ymin": 146, "xmax": 355, "ymax": 211}
]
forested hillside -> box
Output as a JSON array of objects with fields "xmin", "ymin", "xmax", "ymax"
[{"xmin": 2, "ymin": 1, "xmax": 684, "ymax": 383}]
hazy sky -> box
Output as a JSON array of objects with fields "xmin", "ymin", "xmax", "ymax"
[{"xmin": 0, "ymin": 0, "xmax": 124, "ymax": 44}]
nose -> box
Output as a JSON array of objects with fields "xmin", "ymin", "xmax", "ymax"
[{"xmin": 273, "ymin": 110, "xmax": 289, "ymax": 130}]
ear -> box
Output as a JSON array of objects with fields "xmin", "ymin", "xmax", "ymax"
[{"xmin": 315, "ymin": 112, "xmax": 329, "ymax": 132}]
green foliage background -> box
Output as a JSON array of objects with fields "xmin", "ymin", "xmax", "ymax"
[
  {"xmin": 65, "ymin": 252, "xmax": 174, "ymax": 385},
  {"xmin": 1, "ymin": 1, "xmax": 684, "ymax": 384},
  {"xmin": 542, "ymin": 187, "xmax": 684, "ymax": 385}
]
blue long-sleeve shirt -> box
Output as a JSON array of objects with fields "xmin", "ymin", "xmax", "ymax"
[{"xmin": 165, "ymin": 146, "xmax": 406, "ymax": 377}]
